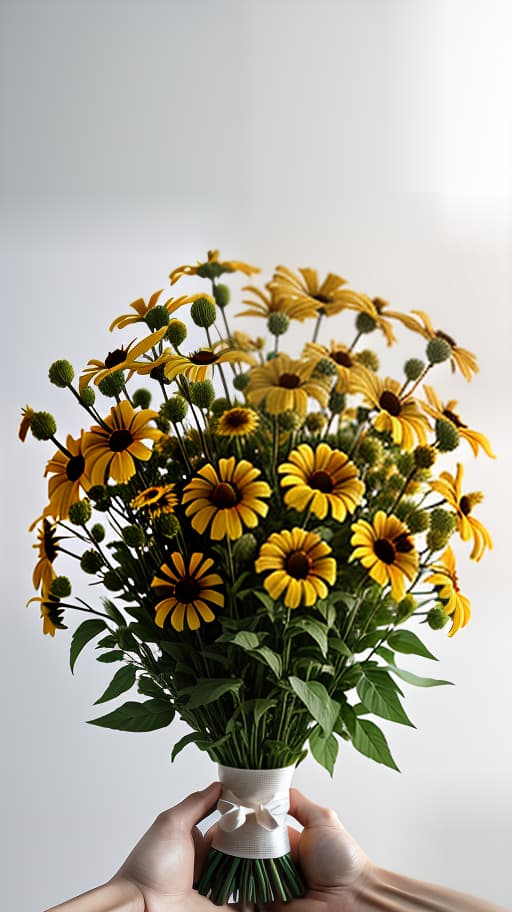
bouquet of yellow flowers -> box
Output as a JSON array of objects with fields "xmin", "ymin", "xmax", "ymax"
[{"xmin": 20, "ymin": 251, "xmax": 494, "ymax": 909}]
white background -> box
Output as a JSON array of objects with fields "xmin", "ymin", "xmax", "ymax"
[{"xmin": 1, "ymin": 1, "xmax": 511, "ymax": 909}]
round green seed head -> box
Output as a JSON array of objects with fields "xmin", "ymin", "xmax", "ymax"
[
  {"xmin": 122, "ymin": 525, "xmax": 146, "ymax": 547},
  {"xmin": 305, "ymin": 412, "xmax": 327, "ymax": 433},
  {"xmin": 426, "ymin": 337, "xmax": 452, "ymax": 364},
  {"xmin": 414, "ymin": 445, "xmax": 437, "ymax": 469},
  {"xmin": 50, "ymin": 576, "xmax": 72, "ymax": 598},
  {"xmin": 161, "ymin": 396, "xmax": 188, "ymax": 423},
  {"xmin": 155, "ymin": 415, "xmax": 171, "ymax": 433},
  {"xmin": 232, "ymin": 533, "xmax": 258, "ymax": 564},
  {"xmin": 386, "ymin": 473, "xmax": 404, "ymax": 493},
  {"xmin": 396, "ymin": 594, "xmax": 416, "ymax": 621},
  {"xmin": 279, "ymin": 410, "xmax": 303, "ymax": 431},
  {"xmin": 435, "ymin": 418, "xmax": 460, "ymax": 452},
  {"xmin": 103, "ymin": 569, "xmax": 124, "ymax": 591},
  {"xmin": 145, "ymin": 305, "xmax": 170, "ymax": 331},
  {"xmin": 404, "ymin": 358, "xmax": 425, "ymax": 381},
  {"xmin": 233, "ymin": 372, "xmax": 250, "ymax": 391},
  {"xmin": 406, "ymin": 509, "xmax": 429, "ymax": 533},
  {"xmin": 355, "ymin": 312, "xmax": 377, "ymax": 334},
  {"xmin": 98, "ymin": 371, "xmax": 125, "ymax": 397},
  {"xmin": 191, "ymin": 295, "xmax": 216, "ymax": 328},
  {"xmin": 357, "ymin": 436, "xmax": 384, "ymax": 465},
  {"xmin": 213, "ymin": 283, "xmax": 230, "ymax": 309},
  {"xmin": 394, "ymin": 498, "xmax": 415, "ymax": 521},
  {"xmin": 426, "ymin": 528, "xmax": 450, "ymax": 553},
  {"xmin": 80, "ymin": 386, "xmax": 96, "ymax": 407},
  {"xmin": 427, "ymin": 605, "xmax": 449, "ymax": 630},
  {"xmin": 396, "ymin": 452, "xmax": 415, "ymax": 476},
  {"xmin": 31, "ymin": 411, "xmax": 57, "ymax": 440},
  {"xmin": 189, "ymin": 379, "xmax": 216, "ymax": 409},
  {"xmin": 166, "ymin": 319, "xmax": 187, "ymax": 346},
  {"xmin": 132, "ymin": 388, "xmax": 152, "ymax": 409},
  {"xmin": 313, "ymin": 358, "xmax": 337, "ymax": 378},
  {"xmin": 329, "ymin": 390, "xmax": 346, "ymax": 414},
  {"xmin": 91, "ymin": 523, "xmax": 106, "ymax": 542},
  {"xmin": 267, "ymin": 312, "xmax": 290, "ymax": 335},
  {"xmin": 80, "ymin": 549, "xmax": 104, "ymax": 574},
  {"xmin": 430, "ymin": 508, "xmax": 456, "ymax": 536},
  {"xmin": 356, "ymin": 349, "xmax": 380, "ymax": 372},
  {"xmin": 154, "ymin": 513, "xmax": 180, "ymax": 538},
  {"xmin": 48, "ymin": 359, "xmax": 75, "ymax": 387},
  {"xmin": 336, "ymin": 429, "xmax": 355, "ymax": 452},
  {"xmin": 68, "ymin": 500, "xmax": 92, "ymax": 525},
  {"xmin": 210, "ymin": 397, "xmax": 230, "ymax": 417}
]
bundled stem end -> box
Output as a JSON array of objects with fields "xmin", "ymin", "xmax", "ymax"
[{"xmin": 197, "ymin": 847, "xmax": 305, "ymax": 907}]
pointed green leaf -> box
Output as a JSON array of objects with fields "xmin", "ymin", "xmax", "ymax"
[
  {"xmin": 386, "ymin": 666, "xmax": 453, "ymax": 688},
  {"xmin": 96, "ymin": 650, "xmax": 124, "ymax": 663},
  {"xmin": 184, "ymin": 678, "xmax": 243, "ymax": 709},
  {"xmin": 101, "ymin": 598, "xmax": 126, "ymax": 626},
  {"xmin": 329, "ymin": 637, "xmax": 352, "ymax": 657},
  {"xmin": 137, "ymin": 675, "xmax": 166, "ymax": 698},
  {"xmin": 357, "ymin": 669, "xmax": 414, "ymax": 727},
  {"xmin": 88, "ymin": 699, "xmax": 174, "ymax": 732},
  {"xmin": 289, "ymin": 677, "xmax": 340, "ymax": 735},
  {"xmin": 250, "ymin": 646, "xmax": 282, "ymax": 679},
  {"xmin": 94, "ymin": 665, "xmax": 136, "ymax": 704},
  {"xmin": 351, "ymin": 718, "xmax": 400, "ymax": 771},
  {"xmin": 171, "ymin": 731, "xmax": 205, "ymax": 762},
  {"xmin": 229, "ymin": 631, "xmax": 261, "ymax": 650},
  {"xmin": 309, "ymin": 726, "xmax": 339, "ymax": 776},
  {"xmin": 70, "ymin": 618, "xmax": 107, "ymax": 673},
  {"xmin": 290, "ymin": 617, "xmax": 329, "ymax": 657},
  {"xmin": 387, "ymin": 630, "xmax": 437, "ymax": 661}
]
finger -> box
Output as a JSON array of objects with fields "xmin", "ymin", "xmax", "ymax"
[
  {"xmin": 288, "ymin": 788, "xmax": 340, "ymax": 828},
  {"xmin": 204, "ymin": 819, "xmax": 220, "ymax": 852},
  {"xmin": 287, "ymin": 824, "xmax": 301, "ymax": 861},
  {"xmin": 161, "ymin": 781, "xmax": 222, "ymax": 830}
]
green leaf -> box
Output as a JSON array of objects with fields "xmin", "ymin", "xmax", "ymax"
[
  {"xmin": 96, "ymin": 650, "xmax": 124, "ymax": 663},
  {"xmin": 329, "ymin": 637, "xmax": 352, "ymax": 657},
  {"xmin": 253, "ymin": 698, "xmax": 277, "ymax": 727},
  {"xmin": 387, "ymin": 630, "xmax": 437, "ymax": 661},
  {"xmin": 94, "ymin": 665, "xmax": 137, "ymax": 704},
  {"xmin": 385, "ymin": 666, "xmax": 453, "ymax": 688},
  {"xmin": 70, "ymin": 619, "xmax": 107, "ymax": 673},
  {"xmin": 88, "ymin": 699, "xmax": 174, "ymax": 732},
  {"xmin": 137, "ymin": 675, "xmax": 166, "ymax": 698},
  {"xmin": 221, "ymin": 631, "xmax": 260, "ymax": 650},
  {"xmin": 250, "ymin": 646, "xmax": 282, "ymax": 679},
  {"xmin": 316, "ymin": 601, "xmax": 337, "ymax": 628},
  {"xmin": 291, "ymin": 617, "xmax": 329, "ymax": 657},
  {"xmin": 171, "ymin": 731, "xmax": 205, "ymax": 762},
  {"xmin": 351, "ymin": 718, "xmax": 400, "ymax": 771},
  {"xmin": 253, "ymin": 591, "xmax": 276, "ymax": 612},
  {"xmin": 184, "ymin": 678, "xmax": 243, "ymax": 709},
  {"xmin": 309, "ymin": 726, "xmax": 339, "ymax": 776},
  {"xmin": 289, "ymin": 677, "xmax": 340, "ymax": 735},
  {"xmin": 357, "ymin": 669, "xmax": 414, "ymax": 727},
  {"xmin": 376, "ymin": 646, "xmax": 395, "ymax": 664},
  {"xmin": 101, "ymin": 598, "xmax": 126, "ymax": 626}
]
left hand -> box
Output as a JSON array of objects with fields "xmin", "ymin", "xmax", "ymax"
[{"xmin": 113, "ymin": 781, "xmax": 232, "ymax": 912}]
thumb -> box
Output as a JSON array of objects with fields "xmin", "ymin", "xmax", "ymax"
[{"xmin": 288, "ymin": 788, "xmax": 341, "ymax": 829}]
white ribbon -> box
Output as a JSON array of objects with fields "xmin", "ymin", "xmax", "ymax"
[{"xmin": 217, "ymin": 788, "xmax": 288, "ymax": 833}]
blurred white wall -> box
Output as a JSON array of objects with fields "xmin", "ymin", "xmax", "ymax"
[{"xmin": 1, "ymin": 1, "xmax": 511, "ymax": 909}]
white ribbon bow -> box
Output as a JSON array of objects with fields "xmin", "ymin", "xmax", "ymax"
[{"xmin": 217, "ymin": 788, "xmax": 288, "ymax": 833}]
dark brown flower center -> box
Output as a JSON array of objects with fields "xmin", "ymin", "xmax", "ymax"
[
  {"xmin": 379, "ymin": 390, "xmax": 402, "ymax": 416},
  {"xmin": 286, "ymin": 549, "xmax": 312, "ymax": 579},
  {"xmin": 109, "ymin": 429, "xmax": 134, "ymax": 452},
  {"xmin": 436, "ymin": 330, "xmax": 456, "ymax": 347},
  {"xmin": 309, "ymin": 470, "xmax": 334, "ymax": 493},
  {"xmin": 314, "ymin": 293, "xmax": 330, "ymax": 304},
  {"xmin": 279, "ymin": 372, "xmax": 301, "ymax": 389},
  {"xmin": 174, "ymin": 577, "xmax": 200, "ymax": 603},
  {"xmin": 191, "ymin": 350, "xmax": 218, "ymax": 365},
  {"xmin": 374, "ymin": 539, "xmax": 395, "ymax": 564},
  {"xmin": 331, "ymin": 349, "xmax": 353, "ymax": 367},
  {"xmin": 373, "ymin": 297, "xmax": 385, "ymax": 313},
  {"xmin": 443, "ymin": 408, "xmax": 466, "ymax": 429},
  {"xmin": 459, "ymin": 495, "xmax": 471, "ymax": 515},
  {"xmin": 66, "ymin": 454, "xmax": 85, "ymax": 482},
  {"xmin": 210, "ymin": 482, "xmax": 239, "ymax": 508},
  {"xmin": 224, "ymin": 409, "xmax": 250, "ymax": 428},
  {"xmin": 104, "ymin": 348, "xmax": 128, "ymax": 369},
  {"xmin": 394, "ymin": 532, "xmax": 414, "ymax": 553}
]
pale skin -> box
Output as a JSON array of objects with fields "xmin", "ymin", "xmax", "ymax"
[{"xmin": 45, "ymin": 782, "xmax": 509, "ymax": 912}]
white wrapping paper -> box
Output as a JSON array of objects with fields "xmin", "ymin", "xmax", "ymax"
[{"xmin": 213, "ymin": 764, "xmax": 295, "ymax": 859}]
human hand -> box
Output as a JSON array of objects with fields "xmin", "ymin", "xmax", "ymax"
[{"xmin": 112, "ymin": 781, "xmax": 232, "ymax": 912}]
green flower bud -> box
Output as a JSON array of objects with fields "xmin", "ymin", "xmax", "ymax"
[
  {"xmin": 305, "ymin": 412, "xmax": 327, "ymax": 433},
  {"xmin": 427, "ymin": 605, "xmax": 449, "ymax": 630},
  {"xmin": 430, "ymin": 508, "xmax": 456, "ymax": 536},
  {"xmin": 426, "ymin": 337, "xmax": 452, "ymax": 364},
  {"xmin": 190, "ymin": 295, "xmax": 216, "ymax": 328},
  {"xmin": 435, "ymin": 418, "xmax": 460, "ymax": 452},
  {"xmin": 156, "ymin": 415, "xmax": 171, "ymax": 433},
  {"xmin": 122, "ymin": 525, "xmax": 146, "ymax": 547},
  {"xmin": 414, "ymin": 445, "xmax": 437, "ymax": 469},
  {"xmin": 313, "ymin": 357, "xmax": 338, "ymax": 377},
  {"xmin": 48, "ymin": 360, "xmax": 75, "ymax": 387},
  {"xmin": 426, "ymin": 528, "xmax": 450, "ymax": 553},
  {"xmin": 80, "ymin": 549, "xmax": 104, "ymax": 574},
  {"xmin": 210, "ymin": 397, "xmax": 230, "ymax": 417},
  {"xmin": 87, "ymin": 484, "xmax": 111, "ymax": 512},
  {"xmin": 266, "ymin": 351, "xmax": 278, "ymax": 361},
  {"xmin": 213, "ymin": 283, "xmax": 230, "ymax": 309},
  {"xmin": 111, "ymin": 484, "xmax": 132, "ymax": 504},
  {"xmin": 406, "ymin": 509, "xmax": 429, "ymax": 533},
  {"xmin": 189, "ymin": 379, "xmax": 216, "ymax": 410},
  {"xmin": 329, "ymin": 390, "xmax": 346, "ymax": 414},
  {"xmin": 396, "ymin": 452, "xmax": 415, "ymax": 475},
  {"xmin": 355, "ymin": 312, "xmax": 377, "ymax": 334},
  {"xmin": 80, "ymin": 386, "xmax": 96, "ymax": 407},
  {"xmin": 357, "ymin": 436, "xmax": 384, "ymax": 465},
  {"xmin": 386, "ymin": 473, "xmax": 404, "ymax": 493},
  {"xmin": 356, "ymin": 349, "xmax": 380, "ymax": 372},
  {"xmin": 279, "ymin": 410, "xmax": 303, "ymax": 430},
  {"xmin": 68, "ymin": 500, "xmax": 92, "ymax": 525},
  {"xmin": 267, "ymin": 312, "xmax": 290, "ymax": 335},
  {"xmin": 154, "ymin": 513, "xmax": 180, "ymax": 538},
  {"xmin": 98, "ymin": 371, "xmax": 125, "ymax": 397},
  {"xmin": 232, "ymin": 533, "xmax": 258, "ymax": 564},
  {"xmin": 394, "ymin": 498, "xmax": 415, "ymax": 521},
  {"xmin": 404, "ymin": 358, "xmax": 424, "ymax": 381},
  {"xmin": 31, "ymin": 411, "xmax": 57, "ymax": 440},
  {"xmin": 132, "ymin": 388, "xmax": 152, "ymax": 409},
  {"xmin": 356, "ymin": 407, "xmax": 370, "ymax": 423},
  {"xmin": 233, "ymin": 372, "xmax": 250, "ymax": 391},
  {"xmin": 396, "ymin": 594, "xmax": 416, "ymax": 621},
  {"xmin": 103, "ymin": 569, "xmax": 124, "ymax": 591},
  {"xmin": 161, "ymin": 396, "xmax": 188, "ymax": 423},
  {"xmin": 166, "ymin": 319, "xmax": 188, "ymax": 347},
  {"xmin": 145, "ymin": 305, "xmax": 169, "ymax": 331},
  {"xmin": 91, "ymin": 523, "xmax": 106, "ymax": 542},
  {"xmin": 50, "ymin": 576, "xmax": 72, "ymax": 598},
  {"xmin": 336, "ymin": 429, "xmax": 355, "ymax": 452}
]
